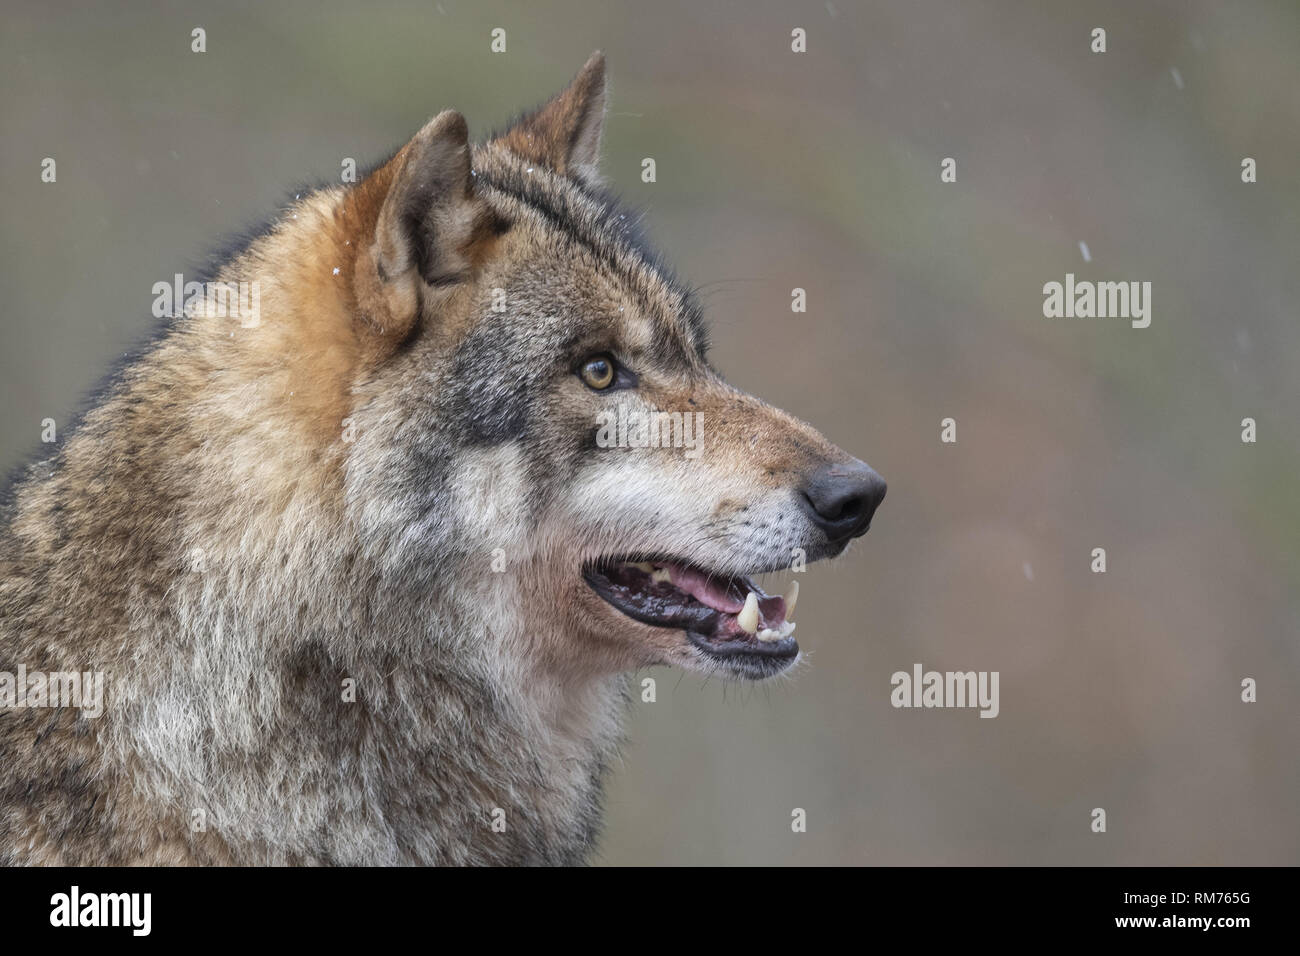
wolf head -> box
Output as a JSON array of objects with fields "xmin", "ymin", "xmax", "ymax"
[{"xmin": 266, "ymin": 53, "xmax": 884, "ymax": 684}]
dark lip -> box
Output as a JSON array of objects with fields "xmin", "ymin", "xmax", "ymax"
[
  {"xmin": 582, "ymin": 556, "xmax": 800, "ymax": 670},
  {"xmin": 685, "ymin": 629, "xmax": 798, "ymax": 678}
]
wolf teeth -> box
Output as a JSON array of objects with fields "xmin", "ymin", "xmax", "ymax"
[
  {"xmin": 784, "ymin": 580, "xmax": 799, "ymax": 620},
  {"xmin": 757, "ymin": 621, "xmax": 797, "ymax": 643},
  {"xmin": 737, "ymin": 592, "xmax": 760, "ymax": 634}
]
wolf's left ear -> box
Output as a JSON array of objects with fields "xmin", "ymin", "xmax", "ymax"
[
  {"xmin": 349, "ymin": 109, "xmax": 495, "ymax": 347},
  {"xmin": 371, "ymin": 109, "xmax": 482, "ymax": 287},
  {"xmin": 494, "ymin": 51, "xmax": 607, "ymax": 183}
]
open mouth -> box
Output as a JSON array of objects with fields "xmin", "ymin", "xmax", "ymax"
[{"xmin": 582, "ymin": 558, "xmax": 800, "ymax": 666}]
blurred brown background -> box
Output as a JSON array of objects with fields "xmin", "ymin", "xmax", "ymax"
[{"xmin": 2, "ymin": 0, "xmax": 1297, "ymax": 865}]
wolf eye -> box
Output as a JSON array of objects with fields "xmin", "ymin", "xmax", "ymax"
[{"xmin": 578, "ymin": 354, "xmax": 616, "ymax": 390}]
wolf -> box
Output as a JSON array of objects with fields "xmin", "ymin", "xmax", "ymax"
[{"xmin": 0, "ymin": 53, "xmax": 885, "ymax": 865}]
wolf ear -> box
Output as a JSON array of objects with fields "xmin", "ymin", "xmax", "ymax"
[
  {"xmin": 350, "ymin": 109, "xmax": 493, "ymax": 343},
  {"xmin": 494, "ymin": 51, "xmax": 607, "ymax": 183},
  {"xmin": 372, "ymin": 109, "xmax": 482, "ymax": 286}
]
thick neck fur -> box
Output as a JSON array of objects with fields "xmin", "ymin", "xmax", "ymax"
[{"xmin": 0, "ymin": 189, "xmax": 625, "ymax": 865}]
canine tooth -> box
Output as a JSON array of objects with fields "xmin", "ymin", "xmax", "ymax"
[
  {"xmin": 651, "ymin": 568, "xmax": 672, "ymax": 584},
  {"xmin": 632, "ymin": 562, "xmax": 655, "ymax": 573},
  {"xmin": 784, "ymin": 580, "xmax": 799, "ymax": 620},
  {"xmin": 737, "ymin": 592, "xmax": 759, "ymax": 634}
]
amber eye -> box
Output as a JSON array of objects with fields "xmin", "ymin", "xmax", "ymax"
[{"xmin": 579, "ymin": 354, "xmax": 616, "ymax": 390}]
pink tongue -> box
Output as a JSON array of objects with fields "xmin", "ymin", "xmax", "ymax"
[{"xmin": 666, "ymin": 564, "xmax": 744, "ymax": 614}]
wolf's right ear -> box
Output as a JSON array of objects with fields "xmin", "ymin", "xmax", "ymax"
[
  {"xmin": 494, "ymin": 52, "xmax": 607, "ymax": 184},
  {"xmin": 349, "ymin": 110, "xmax": 494, "ymax": 343}
]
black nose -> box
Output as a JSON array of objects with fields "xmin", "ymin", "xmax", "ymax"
[{"xmin": 801, "ymin": 461, "xmax": 887, "ymax": 541}]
